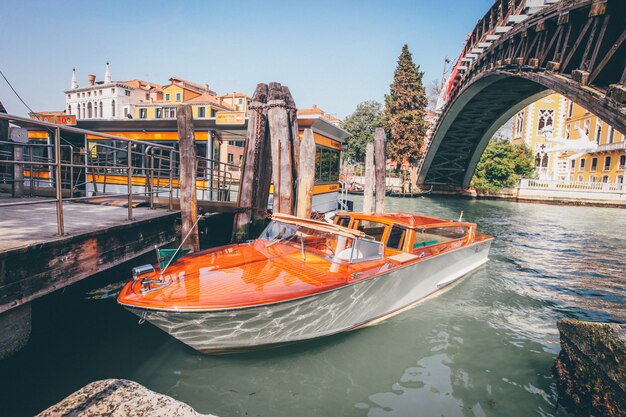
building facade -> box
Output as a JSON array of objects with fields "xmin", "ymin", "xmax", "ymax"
[
  {"xmin": 511, "ymin": 93, "xmax": 625, "ymax": 184},
  {"xmin": 65, "ymin": 64, "xmax": 162, "ymax": 120}
]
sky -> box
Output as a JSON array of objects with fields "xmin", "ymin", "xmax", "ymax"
[{"xmin": 0, "ymin": 0, "xmax": 494, "ymax": 119}]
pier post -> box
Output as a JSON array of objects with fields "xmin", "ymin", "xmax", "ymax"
[
  {"xmin": 363, "ymin": 142, "xmax": 375, "ymax": 214},
  {"xmin": 233, "ymin": 84, "xmax": 270, "ymax": 242},
  {"xmin": 283, "ymin": 86, "xmax": 300, "ymax": 213},
  {"xmin": 177, "ymin": 105, "xmax": 199, "ymax": 252},
  {"xmin": 374, "ymin": 127, "xmax": 386, "ymax": 213},
  {"xmin": 0, "ymin": 102, "xmax": 22, "ymax": 197},
  {"xmin": 267, "ymin": 82, "xmax": 293, "ymax": 215},
  {"xmin": 296, "ymin": 128, "xmax": 316, "ymax": 218}
]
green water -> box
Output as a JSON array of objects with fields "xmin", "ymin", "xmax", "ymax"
[{"xmin": 1, "ymin": 197, "xmax": 624, "ymax": 417}]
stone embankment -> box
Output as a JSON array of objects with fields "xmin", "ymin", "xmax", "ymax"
[
  {"xmin": 37, "ymin": 379, "xmax": 216, "ymax": 417},
  {"xmin": 553, "ymin": 319, "xmax": 626, "ymax": 417}
]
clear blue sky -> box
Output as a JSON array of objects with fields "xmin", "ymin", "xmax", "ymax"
[{"xmin": 0, "ymin": 0, "xmax": 493, "ymax": 119}]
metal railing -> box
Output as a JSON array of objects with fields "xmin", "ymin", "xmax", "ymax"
[{"xmin": 0, "ymin": 113, "xmax": 241, "ymax": 236}]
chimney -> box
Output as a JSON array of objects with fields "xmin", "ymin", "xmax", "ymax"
[
  {"xmin": 104, "ymin": 62, "xmax": 111, "ymax": 84},
  {"xmin": 71, "ymin": 68, "xmax": 78, "ymax": 89},
  {"xmin": 88, "ymin": 74, "xmax": 96, "ymax": 86}
]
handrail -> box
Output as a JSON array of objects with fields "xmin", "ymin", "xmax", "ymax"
[{"xmin": 0, "ymin": 112, "xmax": 242, "ymax": 235}]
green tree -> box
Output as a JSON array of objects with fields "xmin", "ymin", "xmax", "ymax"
[
  {"xmin": 472, "ymin": 140, "xmax": 535, "ymax": 192},
  {"xmin": 341, "ymin": 101, "xmax": 383, "ymax": 162},
  {"xmin": 383, "ymin": 44, "xmax": 429, "ymax": 169}
]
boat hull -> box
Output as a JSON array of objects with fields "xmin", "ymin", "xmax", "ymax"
[{"xmin": 124, "ymin": 239, "xmax": 491, "ymax": 353}]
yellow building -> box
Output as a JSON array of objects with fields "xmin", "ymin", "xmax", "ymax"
[
  {"xmin": 134, "ymin": 77, "xmax": 243, "ymax": 120},
  {"xmin": 512, "ymin": 93, "xmax": 625, "ymax": 184},
  {"xmin": 564, "ymin": 100, "xmax": 625, "ymax": 184}
]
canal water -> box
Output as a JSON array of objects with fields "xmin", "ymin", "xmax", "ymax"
[{"xmin": 1, "ymin": 197, "xmax": 624, "ymax": 417}]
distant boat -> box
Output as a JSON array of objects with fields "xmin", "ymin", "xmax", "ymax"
[
  {"xmin": 118, "ymin": 211, "xmax": 492, "ymax": 353},
  {"xmin": 388, "ymin": 186, "xmax": 433, "ymax": 198}
]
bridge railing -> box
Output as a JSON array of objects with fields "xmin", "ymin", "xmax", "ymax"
[
  {"xmin": 520, "ymin": 178, "xmax": 626, "ymax": 193},
  {"xmin": 0, "ymin": 113, "xmax": 241, "ymax": 236}
]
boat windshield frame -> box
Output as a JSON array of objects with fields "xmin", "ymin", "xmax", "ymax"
[{"xmin": 258, "ymin": 220, "xmax": 384, "ymax": 264}]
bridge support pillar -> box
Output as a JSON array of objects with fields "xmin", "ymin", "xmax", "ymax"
[{"xmin": 0, "ymin": 303, "xmax": 31, "ymax": 360}]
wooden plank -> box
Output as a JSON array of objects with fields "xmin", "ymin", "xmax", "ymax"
[
  {"xmin": 177, "ymin": 105, "xmax": 199, "ymax": 252},
  {"xmin": 561, "ymin": 18, "xmax": 592, "ymax": 70},
  {"xmin": 374, "ymin": 128, "xmax": 386, "ymax": 213},
  {"xmin": 589, "ymin": 27, "xmax": 626, "ymax": 83},
  {"xmin": 363, "ymin": 142, "xmax": 374, "ymax": 214},
  {"xmin": 296, "ymin": 128, "xmax": 315, "ymax": 218},
  {"xmin": 588, "ymin": 15, "xmax": 610, "ymax": 73},
  {"xmin": 233, "ymin": 83, "xmax": 269, "ymax": 242}
]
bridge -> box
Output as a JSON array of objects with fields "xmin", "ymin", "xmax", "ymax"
[{"xmin": 418, "ymin": 0, "xmax": 626, "ymax": 188}]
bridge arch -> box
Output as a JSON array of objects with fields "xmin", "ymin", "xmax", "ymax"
[{"xmin": 418, "ymin": 0, "xmax": 626, "ymax": 188}]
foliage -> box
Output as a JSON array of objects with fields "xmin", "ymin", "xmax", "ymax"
[
  {"xmin": 472, "ymin": 140, "xmax": 535, "ymax": 192},
  {"xmin": 383, "ymin": 44, "xmax": 429, "ymax": 167},
  {"xmin": 341, "ymin": 101, "xmax": 384, "ymax": 162}
]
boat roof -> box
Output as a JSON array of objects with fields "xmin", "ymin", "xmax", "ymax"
[
  {"xmin": 272, "ymin": 213, "xmax": 366, "ymax": 238},
  {"xmin": 335, "ymin": 212, "xmax": 459, "ymax": 229}
]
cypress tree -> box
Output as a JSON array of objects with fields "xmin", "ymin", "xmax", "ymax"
[{"xmin": 384, "ymin": 44, "xmax": 428, "ymax": 170}]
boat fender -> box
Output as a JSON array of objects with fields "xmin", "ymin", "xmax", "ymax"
[{"xmin": 132, "ymin": 264, "xmax": 155, "ymax": 280}]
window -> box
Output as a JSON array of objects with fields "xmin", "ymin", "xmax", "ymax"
[
  {"xmin": 99, "ymin": 102, "xmax": 103, "ymax": 118},
  {"xmin": 165, "ymin": 93, "xmax": 170, "ymax": 101},
  {"xmin": 125, "ymin": 90, "xmax": 131, "ymax": 97},
  {"xmin": 515, "ymin": 112, "xmax": 524, "ymax": 137},
  {"xmin": 111, "ymin": 100, "xmax": 116, "ymax": 117},
  {"xmin": 537, "ymin": 109, "xmax": 554, "ymax": 134},
  {"xmin": 604, "ymin": 156, "xmax": 611, "ymax": 170},
  {"xmin": 198, "ymin": 106, "xmax": 206, "ymax": 118},
  {"xmin": 570, "ymin": 159, "xmax": 575, "ymax": 169},
  {"xmin": 111, "ymin": 88, "xmax": 115, "ymax": 93},
  {"xmin": 88, "ymin": 92, "xmax": 91, "ymax": 97},
  {"xmin": 227, "ymin": 153, "xmax": 234, "ymax": 164},
  {"xmin": 619, "ymin": 155, "xmax": 626, "ymax": 169},
  {"xmin": 175, "ymin": 93, "xmax": 181, "ymax": 101},
  {"xmin": 164, "ymin": 107, "xmax": 176, "ymax": 118},
  {"xmin": 413, "ymin": 226, "xmax": 467, "ymax": 249},
  {"xmin": 565, "ymin": 125, "xmax": 571, "ymax": 139},
  {"xmin": 316, "ymin": 146, "xmax": 340, "ymax": 182},
  {"xmin": 139, "ymin": 108, "xmax": 147, "ymax": 119},
  {"xmin": 239, "ymin": 98, "xmax": 243, "ymax": 105},
  {"xmin": 155, "ymin": 108, "xmax": 162, "ymax": 119},
  {"xmin": 211, "ymin": 109, "xmax": 218, "ymax": 117},
  {"xmin": 584, "ymin": 120, "xmax": 590, "ymax": 137},
  {"xmin": 386, "ymin": 226, "xmax": 407, "ymax": 250},
  {"xmin": 601, "ymin": 175, "xmax": 609, "ymax": 183},
  {"xmin": 124, "ymin": 107, "xmax": 128, "ymax": 117},
  {"xmin": 617, "ymin": 175, "xmax": 624, "ymax": 184},
  {"xmin": 608, "ymin": 126, "xmax": 615, "ymax": 144},
  {"xmin": 590, "ymin": 175, "xmax": 597, "ymax": 182},
  {"xmin": 591, "ymin": 158, "xmax": 597, "ymax": 171},
  {"xmin": 232, "ymin": 140, "xmax": 245, "ymax": 148},
  {"xmin": 356, "ymin": 220, "xmax": 387, "ymax": 242},
  {"xmin": 145, "ymin": 93, "xmax": 149, "ymax": 100},
  {"xmin": 87, "ymin": 102, "xmax": 92, "ymax": 118},
  {"xmin": 595, "ymin": 122, "xmax": 602, "ymax": 144},
  {"xmin": 99, "ymin": 90, "xmax": 102, "ymax": 96},
  {"xmin": 567, "ymin": 100, "xmax": 574, "ymax": 118},
  {"xmin": 578, "ymin": 175, "xmax": 584, "ymax": 182},
  {"xmin": 579, "ymin": 159, "xmax": 586, "ymax": 170}
]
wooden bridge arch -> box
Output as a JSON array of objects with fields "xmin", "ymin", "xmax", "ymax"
[{"xmin": 418, "ymin": 0, "xmax": 626, "ymax": 188}]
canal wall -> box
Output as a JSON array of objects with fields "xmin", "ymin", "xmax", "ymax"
[
  {"xmin": 553, "ymin": 319, "xmax": 626, "ymax": 417},
  {"xmin": 36, "ymin": 379, "xmax": 216, "ymax": 417}
]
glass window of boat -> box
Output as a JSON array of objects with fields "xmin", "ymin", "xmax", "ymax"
[
  {"xmin": 316, "ymin": 146, "xmax": 340, "ymax": 182},
  {"xmin": 259, "ymin": 221, "xmax": 383, "ymax": 263},
  {"xmin": 386, "ymin": 225, "xmax": 407, "ymax": 250},
  {"xmin": 355, "ymin": 219, "xmax": 387, "ymax": 242},
  {"xmin": 413, "ymin": 226, "xmax": 467, "ymax": 249},
  {"xmin": 336, "ymin": 215, "xmax": 351, "ymax": 228}
]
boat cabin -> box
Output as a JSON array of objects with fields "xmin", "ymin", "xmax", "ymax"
[{"xmin": 332, "ymin": 212, "xmax": 475, "ymax": 259}]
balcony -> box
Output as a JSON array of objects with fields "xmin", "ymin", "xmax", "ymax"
[{"xmin": 596, "ymin": 141, "xmax": 626, "ymax": 152}]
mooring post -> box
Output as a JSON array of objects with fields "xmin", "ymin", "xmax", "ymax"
[
  {"xmin": 374, "ymin": 127, "xmax": 386, "ymax": 213},
  {"xmin": 177, "ymin": 105, "xmax": 199, "ymax": 252},
  {"xmin": 233, "ymin": 84, "xmax": 270, "ymax": 242},
  {"xmin": 267, "ymin": 82, "xmax": 293, "ymax": 214},
  {"xmin": 54, "ymin": 127, "xmax": 65, "ymax": 236},
  {"xmin": 0, "ymin": 103, "xmax": 22, "ymax": 198},
  {"xmin": 363, "ymin": 142, "xmax": 375, "ymax": 214},
  {"xmin": 296, "ymin": 128, "xmax": 316, "ymax": 218},
  {"xmin": 283, "ymin": 86, "xmax": 300, "ymax": 213}
]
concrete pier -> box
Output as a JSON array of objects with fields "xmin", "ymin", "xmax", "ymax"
[
  {"xmin": 553, "ymin": 319, "xmax": 626, "ymax": 417},
  {"xmin": 36, "ymin": 379, "xmax": 215, "ymax": 417}
]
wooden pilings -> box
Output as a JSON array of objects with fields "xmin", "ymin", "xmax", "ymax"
[
  {"xmin": 233, "ymin": 82, "xmax": 301, "ymax": 242},
  {"xmin": 177, "ymin": 105, "xmax": 199, "ymax": 252},
  {"xmin": 233, "ymin": 84, "xmax": 271, "ymax": 242},
  {"xmin": 363, "ymin": 142, "xmax": 375, "ymax": 214},
  {"xmin": 296, "ymin": 129, "xmax": 315, "ymax": 218},
  {"xmin": 374, "ymin": 128, "xmax": 386, "ymax": 213}
]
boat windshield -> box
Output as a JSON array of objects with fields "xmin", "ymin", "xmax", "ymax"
[{"xmin": 258, "ymin": 221, "xmax": 384, "ymax": 264}]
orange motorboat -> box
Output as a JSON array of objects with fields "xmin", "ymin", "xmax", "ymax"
[{"xmin": 118, "ymin": 212, "xmax": 493, "ymax": 353}]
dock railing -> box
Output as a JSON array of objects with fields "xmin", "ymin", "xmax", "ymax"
[{"xmin": 0, "ymin": 113, "xmax": 241, "ymax": 236}]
